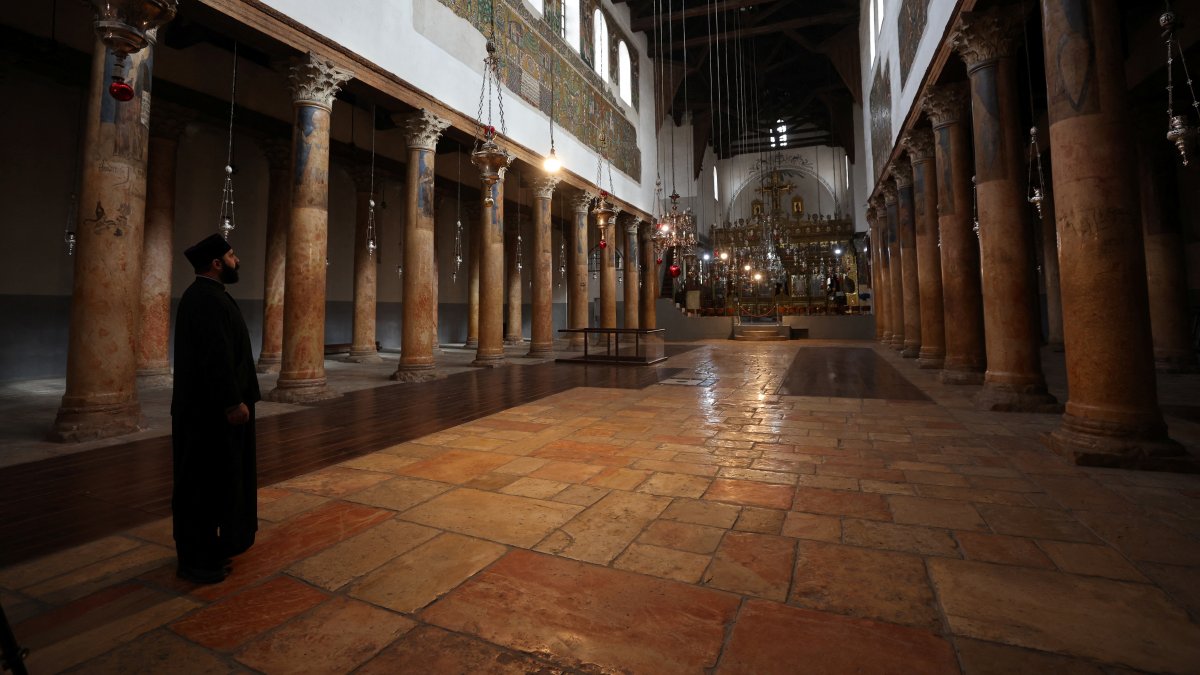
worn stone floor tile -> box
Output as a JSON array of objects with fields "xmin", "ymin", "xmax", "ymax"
[
  {"xmin": 1137, "ymin": 562, "xmax": 1200, "ymax": 620},
  {"xmin": 954, "ymin": 638, "xmax": 1106, "ymax": 675},
  {"xmin": 274, "ymin": 466, "xmax": 394, "ymax": 498},
  {"xmin": 637, "ymin": 472, "xmax": 713, "ymax": 498},
  {"xmin": 780, "ymin": 512, "xmax": 842, "ymax": 542},
  {"xmin": 584, "ymin": 466, "xmax": 653, "ymax": 490},
  {"xmin": 1073, "ymin": 511, "xmax": 1200, "ymax": 565},
  {"xmin": 717, "ymin": 467, "xmax": 798, "ymax": 485},
  {"xmin": 257, "ymin": 492, "xmax": 330, "ymax": 522},
  {"xmin": 124, "ymin": 517, "xmax": 175, "ymax": 549},
  {"xmin": 235, "ymin": 596, "xmax": 414, "ymax": 674},
  {"xmin": 889, "ymin": 495, "xmax": 986, "ymax": 531},
  {"xmin": 638, "ymin": 520, "xmax": 726, "ymax": 554},
  {"xmin": 954, "ymin": 532, "xmax": 1055, "ymax": 569},
  {"xmin": 705, "ymin": 532, "xmax": 794, "ymax": 601},
  {"xmin": 493, "ymin": 456, "xmax": 550, "ymax": 476},
  {"xmin": 25, "ymin": 544, "xmax": 175, "ymax": 605},
  {"xmin": 349, "ymin": 533, "xmax": 507, "ymax": 613},
  {"xmin": 499, "ymin": 477, "xmax": 569, "ymax": 500},
  {"xmin": 397, "ymin": 449, "xmax": 519, "ymax": 484},
  {"xmin": 818, "ymin": 464, "xmax": 906, "ymax": 482},
  {"xmin": 400, "ymin": 488, "xmax": 581, "ymax": 548},
  {"xmin": 859, "ymin": 479, "xmax": 917, "ymax": 495},
  {"xmin": 662, "ymin": 498, "xmax": 741, "ymax": 529},
  {"xmin": 928, "ymin": 558, "xmax": 1200, "ymax": 673},
  {"xmin": 287, "ymin": 519, "xmax": 440, "ymax": 591},
  {"xmin": 715, "ymin": 600, "xmax": 958, "ymax": 675},
  {"xmin": 526, "ymin": 460, "xmax": 606, "ymax": 483},
  {"xmin": 796, "ymin": 474, "xmax": 860, "ymax": 491},
  {"xmin": 0, "ymin": 589, "xmax": 41, "ymax": 623},
  {"xmin": 61, "ymin": 628, "xmax": 239, "ymax": 675},
  {"xmin": 1037, "ymin": 541, "xmax": 1148, "ymax": 582},
  {"xmin": 344, "ymin": 476, "xmax": 453, "ymax": 513},
  {"xmin": 442, "ymin": 435, "xmax": 517, "ymax": 452},
  {"xmin": 792, "ymin": 487, "xmax": 890, "ymax": 521},
  {"xmin": 904, "ymin": 470, "xmax": 970, "ymax": 487},
  {"xmin": 551, "ymin": 484, "xmax": 610, "ymax": 507},
  {"xmin": 534, "ymin": 491, "xmax": 671, "ymax": 564},
  {"xmin": 0, "ymin": 536, "xmax": 141, "ymax": 590},
  {"xmin": 790, "ymin": 541, "xmax": 941, "ymax": 630},
  {"xmin": 631, "ymin": 458, "xmax": 721, "ymax": 477},
  {"xmin": 381, "ymin": 441, "xmax": 450, "ymax": 457},
  {"xmin": 732, "ymin": 507, "xmax": 786, "ymax": 535},
  {"xmin": 704, "ymin": 478, "xmax": 794, "ymax": 510},
  {"xmin": 170, "ymin": 576, "xmax": 327, "ymax": 651},
  {"xmin": 914, "ymin": 484, "xmax": 1033, "ymax": 506},
  {"xmin": 463, "ymin": 472, "xmax": 522, "ymax": 491},
  {"xmin": 1030, "ymin": 475, "xmax": 1133, "ymax": 512},
  {"xmin": 338, "ymin": 453, "xmax": 421, "ymax": 475},
  {"xmin": 614, "ymin": 543, "xmax": 711, "ymax": 583},
  {"xmin": 356, "ymin": 625, "xmax": 561, "ymax": 675},
  {"xmin": 424, "ymin": 549, "xmax": 739, "ymax": 674},
  {"xmin": 977, "ymin": 504, "xmax": 1102, "ymax": 543},
  {"xmin": 842, "ymin": 519, "xmax": 961, "ymax": 557}
]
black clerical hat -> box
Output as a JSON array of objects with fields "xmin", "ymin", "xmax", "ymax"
[{"xmin": 184, "ymin": 234, "xmax": 232, "ymax": 272}]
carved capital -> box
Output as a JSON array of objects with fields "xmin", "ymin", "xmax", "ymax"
[
  {"xmin": 533, "ymin": 176, "xmax": 560, "ymax": 200},
  {"xmin": 289, "ymin": 53, "xmax": 353, "ymax": 109},
  {"xmin": 891, "ymin": 162, "xmax": 913, "ymax": 188},
  {"xmin": 573, "ymin": 191, "xmax": 594, "ymax": 213},
  {"xmin": 951, "ymin": 6, "xmax": 1024, "ymax": 70},
  {"xmin": 922, "ymin": 83, "xmax": 971, "ymax": 127},
  {"xmin": 902, "ymin": 128, "xmax": 935, "ymax": 162},
  {"xmin": 625, "ymin": 216, "xmax": 642, "ymax": 234},
  {"xmin": 260, "ymin": 137, "xmax": 292, "ymax": 172},
  {"xmin": 882, "ymin": 183, "xmax": 898, "ymax": 205},
  {"xmin": 397, "ymin": 109, "xmax": 450, "ymax": 151}
]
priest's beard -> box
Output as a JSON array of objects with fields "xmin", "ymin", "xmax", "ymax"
[{"xmin": 219, "ymin": 263, "xmax": 240, "ymax": 284}]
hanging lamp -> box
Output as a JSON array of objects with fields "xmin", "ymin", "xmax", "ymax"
[{"xmin": 217, "ymin": 42, "xmax": 239, "ymax": 240}]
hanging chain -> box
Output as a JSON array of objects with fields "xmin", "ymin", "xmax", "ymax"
[
  {"xmin": 1021, "ymin": 15, "xmax": 1046, "ymax": 219},
  {"xmin": 971, "ymin": 175, "xmax": 980, "ymax": 238},
  {"xmin": 1163, "ymin": 4, "xmax": 1198, "ymax": 165},
  {"xmin": 218, "ymin": 41, "xmax": 239, "ymax": 240},
  {"xmin": 453, "ymin": 143, "xmax": 464, "ymax": 283},
  {"xmin": 366, "ymin": 103, "xmax": 378, "ymax": 256}
]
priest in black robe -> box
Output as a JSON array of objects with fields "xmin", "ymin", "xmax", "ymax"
[{"xmin": 171, "ymin": 234, "xmax": 261, "ymax": 584}]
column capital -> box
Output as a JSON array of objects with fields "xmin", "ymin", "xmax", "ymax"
[
  {"xmin": 573, "ymin": 191, "xmax": 594, "ymax": 213},
  {"xmin": 882, "ymin": 183, "xmax": 898, "ymax": 205},
  {"xmin": 533, "ymin": 175, "xmax": 560, "ymax": 199},
  {"xmin": 625, "ymin": 216, "xmax": 642, "ymax": 234},
  {"xmin": 289, "ymin": 53, "xmax": 353, "ymax": 109},
  {"xmin": 892, "ymin": 161, "xmax": 914, "ymax": 189},
  {"xmin": 260, "ymin": 137, "xmax": 292, "ymax": 171},
  {"xmin": 902, "ymin": 127, "xmax": 935, "ymax": 163},
  {"xmin": 396, "ymin": 109, "xmax": 451, "ymax": 151},
  {"xmin": 951, "ymin": 6, "xmax": 1024, "ymax": 70},
  {"xmin": 922, "ymin": 83, "xmax": 971, "ymax": 127}
]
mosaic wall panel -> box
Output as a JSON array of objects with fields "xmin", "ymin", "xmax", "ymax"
[
  {"xmin": 870, "ymin": 63, "xmax": 892, "ymax": 179},
  {"xmin": 898, "ymin": 0, "xmax": 929, "ymax": 87},
  {"xmin": 438, "ymin": 0, "xmax": 641, "ymax": 180}
]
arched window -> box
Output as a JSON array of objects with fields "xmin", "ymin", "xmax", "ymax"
[
  {"xmin": 565, "ymin": 1, "xmax": 581, "ymax": 52},
  {"xmin": 618, "ymin": 40, "xmax": 632, "ymax": 104},
  {"xmin": 593, "ymin": 9, "xmax": 609, "ymax": 81},
  {"xmin": 530, "ymin": 0, "xmax": 543, "ymax": 15}
]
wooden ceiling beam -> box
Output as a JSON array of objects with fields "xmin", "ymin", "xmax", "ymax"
[
  {"xmin": 630, "ymin": 0, "xmax": 784, "ymax": 32},
  {"xmin": 668, "ymin": 11, "xmax": 856, "ymax": 51}
]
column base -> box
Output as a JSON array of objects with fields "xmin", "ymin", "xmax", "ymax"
[
  {"xmin": 881, "ymin": 331, "xmax": 893, "ymax": 344},
  {"xmin": 525, "ymin": 347, "xmax": 554, "ymax": 358},
  {"xmin": 942, "ymin": 368, "xmax": 984, "ymax": 385},
  {"xmin": 504, "ymin": 336, "xmax": 524, "ymax": 346},
  {"xmin": 464, "ymin": 338, "xmax": 479, "ymax": 349},
  {"xmin": 137, "ymin": 367, "xmax": 173, "ymax": 388},
  {"xmin": 263, "ymin": 377, "xmax": 340, "ymax": 404},
  {"xmin": 975, "ymin": 382, "xmax": 1061, "ymax": 413},
  {"xmin": 1045, "ymin": 424, "xmax": 1192, "ymax": 472},
  {"xmin": 256, "ymin": 354, "xmax": 282, "ymax": 374},
  {"xmin": 346, "ymin": 350, "xmax": 383, "ymax": 364},
  {"xmin": 1154, "ymin": 350, "xmax": 1199, "ymax": 374},
  {"xmin": 471, "ymin": 353, "xmax": 506, "ymax": 368},
  {"xmin": 917, "ymin": 357, "xmax": 945, "ymax": 369},
  {"xmin": 49, "ymin": 399, "xmax": 142, "ymax": 442},
  {"xmin": 901, "ymin": 341, "xmax": 921, "ymax": 358},
  {"xmin": 391, "ymin": 367, "xmax": 442, "ymax": 383},
  {"xmin": 890, "ymin": 336, "xmax": 904, "ymax": 351}
]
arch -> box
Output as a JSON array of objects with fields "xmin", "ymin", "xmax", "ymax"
[
  {"xmin": 565, "ymin": 0, "xmax": 581, "ymax": 52},
  {"xmin": 593, "ymin": 8, "xmax": 609, "ymax": 80},
  {"xmin": 726, "ymin": 164, "xmax": 842, "ymax": 219},
  {"xmin": 530, "ymin": 0, "xmax": 543, "ymax": 15},
  {"xmin": 618, "ymin": 41, "xmax": 631, "ymax": 104}
]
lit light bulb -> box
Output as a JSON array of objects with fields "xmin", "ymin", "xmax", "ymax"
[
  {"xmin": 753, "ymin": 273, "xmax": 762, "ymax": 281},
  {"xmin": 543, "ymin": 148, "xmax": 561, "ymax": 173},
  {"xmin": 834, "ymin": 248, "xmax": 842, "ymax": 255},
  {"xmin": 720, "ymin": 252, "xmax": 728, "ymax": 261},
  {"xmin": 743, "ymin": 264, "xmax": 751, "ymax": 272},
  {"xmin": 703, "ymin": 253, "xmax": 711, "ymax": 261}
]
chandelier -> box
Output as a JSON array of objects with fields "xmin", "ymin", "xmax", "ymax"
[
  {"xmin": 652, "ymin": 186, "xmax": 697, "ymax": 278},
  {"xmin": 91, "ymin": 0, "xmax": 178, "ymax": 101}
]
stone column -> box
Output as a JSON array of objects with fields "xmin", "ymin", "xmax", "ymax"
[
  {"xmin": 1042, "ymin": 0, "xmax": 1181, "ymax": 466},
  {"xmin": 867, "ymin": 204, "xmax": 883, "ymax": 340},
  {"xmin": 528, "ymin": 176, "xmax": 559, "ymax": 356},
  {"xmin": 568, "ymin": 192, "xmax": 591, "ymax": 350},
  {"xmin": 348, "ymin": 166, "xmax": 382, "ymax": 363},
  {"xmin": 432, "ymin": 217, "xmax": 442, "ymax": 355},
  {"xmin": 1136, "ymin": 111, "xmax": 1197, "ymax": 372},
  {"xmin": 257, "ymin": 139, "xmax": 291, "ymax": 373},
  {"xmin": 265, "ymin": 55, "xmax": 352, "ymax": 403},
  {"xmin": 137, "ymin": 113, "xmax": 186, "ymax": 384},
  {"xmin": 471, "ymin": 142, "xmax": 512, "ymax": 367},
  {"xmin": 623, "ymin": 217, "xmax": 641, "ymax": 329},
  {"xmin": 597, "ymin": 205, "xmax": 618, "ymax": 328},
  {"xmin": 392, "ymin": 111, "xmax": 450, "ymax": 380},
  {"xmin": 504, "ymin": 196, "xmax": 524, "ymax": 346},
  {"xmin": 953, "ymin": 8, "xmax": 1055, "ymax": 411},
  {"xmin": 903, "ymin": 128, "xmax": 946, "ymax": 368},
  {"xmin": 883, "ymin": 183, "xmax": 905, "ymax": 351},
  {"xmin": 924, "ymin": 84, "xmax": 986, "ymax": 384},
  {"xmin": 639, "ymin": 221, "xmax": 658, "ymax": 329},
  {"xmin": 466, "ymin": 211, "xmax": 480, "ymax": 349},
  {"xmin": 871, "ymin": 199, "xmax": 893, "ymax": 344},
  {"xmin": 894, "ymin": 162, "xmax": 922, "ymax": 358},
  {"xmin": 51, "ymin": 43, "xmax": 155, "ymax": 440}
]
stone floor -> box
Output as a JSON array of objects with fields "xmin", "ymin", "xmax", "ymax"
[{"xmin": 3, "ymin": 339, "xmax": 1200, "ymax": 674}]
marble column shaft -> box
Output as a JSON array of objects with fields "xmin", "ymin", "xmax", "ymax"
[
  {"xmin": 623, "ymin": 218, "xmax": 640, "ymax": 329},
  {"xmin": 52, "ymin": 42, "xmax": 155, "ymax": 440},
  {"xmin": 257, "ymin": 139, "xmax": 291, "ymax": 373},
  {"xmin": 504, "ymin": 197, "xmax": 524, "ymax": 345},
  {"xmin": 954, "ymin": 8, "xmax": 1055, "ymax": 410},
  {"xmin": 598, "ymin": 208, "xmax": 618, "ymax": 328},
  {"xmin": 268, "ymin": 55, "xmax": 352, "ymax": 403},
  {"xmin": 884, "ymin": 184, "xmax": 905, "ymax": 351},
  {"xmin": 528, "ymin": 176, "xmax": 559, "ymax": 356},
  {"xmin": 348, "ymin": 170, "xmax": 382, "ymax": 363},
  {"xmin": 639, "ymin": 223, "xmax": 657, "ymax": 329},
  {"xmin": 894, "ymin": 163, "xmax": 922, "ymax": 358},
  {"xmin": 472, "ymin": 149, "xmax": 511, "ymax": 367},
  {"xmin": 137, "ymin": 120, "xmax": 183, "ymax": 381},
  {"xmin": 395, "ymin": 111, "xmax": 450, "ymax": 379},
  {"xmin": 904, "ymin": 128, "xmax": 947, "ymax": 368},
  {"xmin": 1042, "ymin": 0, "xmax": 1180, "ymax": 466},
  {"xmin": 872, "ymin": 201, "xmax": 893, "ymax": 344},
  {"xmin": 867, "ymin": 206, "xmax": 884, "ymax": 341},
  {"xmin": 568, "ymin": 193, "xmax": 591, "ymax": 349},
  {"xmin": 925, "ymin": 84, "xmax": 986, "ymax": 383}
]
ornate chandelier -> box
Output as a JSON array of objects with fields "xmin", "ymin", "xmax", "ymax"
[
  {"xmin": 91, "ymin": 0, "xmax": 178, "ymax": 101},
  {"xmin": 652, "ymin": 186, "xmax": 696, "ymax": 278}
]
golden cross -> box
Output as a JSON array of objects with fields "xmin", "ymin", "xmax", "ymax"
[{"xmin": 754, "ymin": 170, "xmax": 794, "ymax": 213}]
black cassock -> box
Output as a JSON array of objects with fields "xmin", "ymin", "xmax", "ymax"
[{"xmin": 171, "ymin": 276, "xmax": 262, "ymax": 569}]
